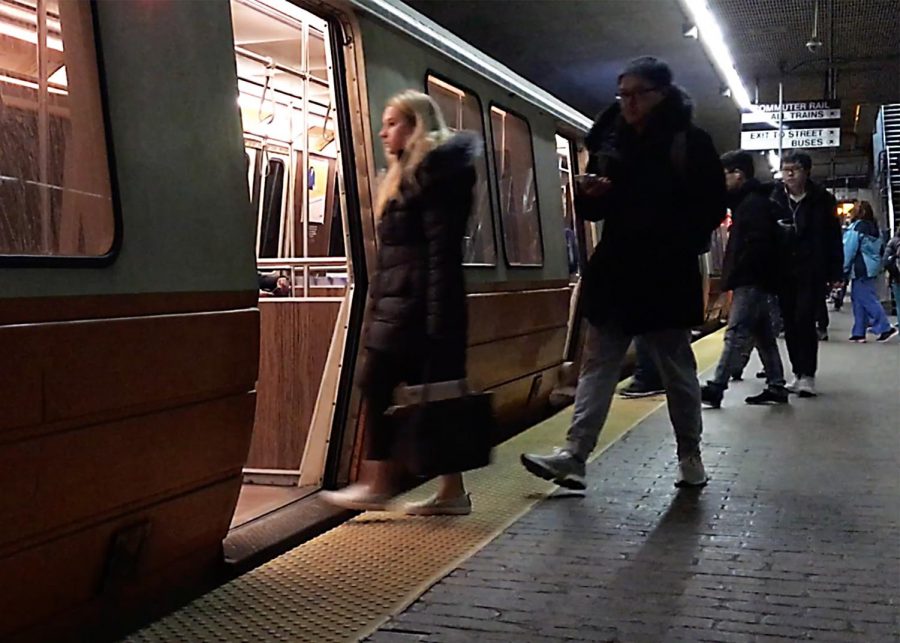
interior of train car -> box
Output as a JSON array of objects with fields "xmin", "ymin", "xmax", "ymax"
[{"xmin": 227, "ymin": 0, "xmax": 350, "ymax": 529}]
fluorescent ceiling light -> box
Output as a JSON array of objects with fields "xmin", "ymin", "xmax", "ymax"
[
  {"xmin": 680, "ymin": 0, "xmax": 750, "ymax": 110},
  {"xmin": 0, "ymin": 19, "xmax": 63, "ymax": 51},
  {"xmin": 0, "ymin": 72, "xmax": 67, "ymax": 95},
  {"xmin": 767, "ymin": 150, "xmax": 781, "ymax": 176},
  {"xmin": 48, "ymin": 65, "xmax": 66, "ymax": 87}
]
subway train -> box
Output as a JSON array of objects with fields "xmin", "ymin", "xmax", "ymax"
[{"xmin": 0, "ymin": 0, "xmax": 727, "ymax": 640}]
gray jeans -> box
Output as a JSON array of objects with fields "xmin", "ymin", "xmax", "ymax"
[
  {"xmin": 710, "ymin": 286, "xmax": 785, "ymax": 390},
  {"xmin": 566, "ymin": 320, "xmax": 702, "ymax": 461}
]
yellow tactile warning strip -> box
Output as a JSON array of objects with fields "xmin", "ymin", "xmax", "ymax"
[{"xmin": 128, "ymin": 331, "xmax": 723, "ymax": 643}]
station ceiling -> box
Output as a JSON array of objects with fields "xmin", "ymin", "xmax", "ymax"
[{"xmin": 404, "ymin": 0, "xmax": 900, "ymax": 181}]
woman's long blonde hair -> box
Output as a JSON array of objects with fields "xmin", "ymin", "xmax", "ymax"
[{"xmin": 374, "ymin": 90, "xmax": 452, "ymax": 218}]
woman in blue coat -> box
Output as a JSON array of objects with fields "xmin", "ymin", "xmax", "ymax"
[{"xmin": 843, "ymin": 202, "xmax": 898, "ymax": 343}]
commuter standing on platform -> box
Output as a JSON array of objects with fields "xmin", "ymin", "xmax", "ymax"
[
  {"xmin": 843, "ymin": 201, "xmax": 898, "ymax": 343},
  {"xmin": 322, "ymin": 90, "xmax": 479, "ymax": 515},
  {"xmin": 700, "ymin": 151, "xmax": 788, "ymax": 408},
  {"xmin": 770, "ymin": 152, "xmax": 843, "ymax": 397},
  {"xmin": 521, "ymin": 57, "xmax": 726, "ymax": 490}
]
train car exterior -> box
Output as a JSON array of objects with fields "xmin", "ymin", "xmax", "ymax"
[
  {"xmin": 0, "ymin": 0, "xmax": 722, "ymax": 639},
  {"xmin": 0, "ymin": 0, "xmax": 595, "ymax": 638},
  {"xmin": 0, "ymin": 1, "xmax": 259, "ymax": 640}
]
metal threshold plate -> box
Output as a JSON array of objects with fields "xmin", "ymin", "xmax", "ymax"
[{"xmin": 128, "ymin": 332, "xmax": 724, "ymax": 642}]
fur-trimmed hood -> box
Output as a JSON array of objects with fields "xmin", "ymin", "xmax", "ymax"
[{"xmin": 418, "ymin": 130, "xmax": 483, "ymax": 180}]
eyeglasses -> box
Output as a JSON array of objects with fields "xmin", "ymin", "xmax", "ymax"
[
  {"xmin": 615, "ymin": 86, "xmax": 659, "ymax": 101},
  {"xmin": 781, "ymin": 165, "xmax": 805, "ymax": 175}
]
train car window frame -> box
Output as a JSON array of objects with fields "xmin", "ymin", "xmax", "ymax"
[
  {"xmin": 487, "ymin": 102, "xmax": 544, "ymax": 268},
  {"xmin": 0, "ymin": 0, "xmax": 123, "ymax": 268},
  {"xmin": 424, "ymin": 71, "xmax": 497, "ymax": 267}
]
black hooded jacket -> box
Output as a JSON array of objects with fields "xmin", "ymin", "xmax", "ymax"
[
  {"xmin": 770, "ymin": 180, "xmax": 843, "ymax": 284},
  {"xmin": 721, "ymin": 178, "xmax": 781, "ymax": 292},
  {"xmin": 365, "ymin": 131, "xmax": 479, "ymax": 381},
  {"xmin": 578, "ymin": 88, "xmax": 727, "ymax": 334}
]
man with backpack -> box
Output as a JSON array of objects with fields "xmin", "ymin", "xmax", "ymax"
[{"xmin": 520, "ymin": 57, "xmax": 726, "ymax": 490}]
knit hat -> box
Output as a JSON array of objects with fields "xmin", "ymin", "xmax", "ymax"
[
  {"xmin": 618, "ymin": 56, "xmax": 673, "ymax": 88},
  {"xmin": 720, "ymin": 150, "xmax": 755, "ymax": 179}
]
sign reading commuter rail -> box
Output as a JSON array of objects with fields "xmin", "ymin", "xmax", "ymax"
[{"xmin": 740, "ymin": 99, "xmax": 841, "ymax": 151}]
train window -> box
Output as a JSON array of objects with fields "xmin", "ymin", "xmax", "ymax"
[
  {"xmin": 0, "ymin": 0, "xmax": 115, "ymax": 260},
  {"xmin": 489, "ymin": 105, "xmax": 543, "ymax": 266},
  {"xmin": 426, "ymin": 74, "xmax": 496, "ymax": 266},
  {"xmin": 258, "ymin": 158, "xmax": 286, "ymax": 258},
  {"xmin": 556, "ymin": 134, "xmax": 580, "ymax": 278}
]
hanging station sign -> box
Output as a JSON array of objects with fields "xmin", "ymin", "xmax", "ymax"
[{"xmin": 740, "ymin": 99, "xmax": 841, "ymax": 151}]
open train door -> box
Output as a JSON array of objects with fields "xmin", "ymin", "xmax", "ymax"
[{"xmin": 227, "ymin": 0, "xmax": 364, "ymax": 531}]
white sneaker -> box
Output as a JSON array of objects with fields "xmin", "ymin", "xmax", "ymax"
[
  {"xmin": 675, "ymin": 453, "xmax": 708, "ymax": 488},
  {"xmin": 320, "ymin": 484, "xmax": 392, "ymax": 511},
  {"xmin": 796, "ymin": 376, "xmax": 817, "ymax": 398},
  {"xmin": 404, "ymin": 493, "xmax": 472, "ymax": 516},
  {"xmin": 786, "ymin": 377, "xmax": 800, "ymax": 393}
]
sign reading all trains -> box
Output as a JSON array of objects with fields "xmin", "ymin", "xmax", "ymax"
[{"xmin": 740, "ymin": 99, "xmax": 841, "ymax": 150}]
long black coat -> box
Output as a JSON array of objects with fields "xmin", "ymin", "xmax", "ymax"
[
  {"xmin": 365, "ymin": 131, "xmax": 478, "ymax": 381},
  {"xmin": 770, "ymin": 180, "xmax": 843, "ymax": 285},
  {"xmin": 721, "ymin": 179, "xmax": 781, "ymax": 293},
  {"xmin": 578, "ymin": 89, "xmax": 727, "ymax": 334}
]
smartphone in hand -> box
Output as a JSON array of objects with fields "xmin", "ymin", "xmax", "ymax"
[{"xmin": 575, "ymin": 173, "xmax": 612, "ymax": 198}]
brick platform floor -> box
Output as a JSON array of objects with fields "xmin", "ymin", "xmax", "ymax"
[{"xmin": 370, "ymin": 313, "xmax": 900, "ymax": 642}]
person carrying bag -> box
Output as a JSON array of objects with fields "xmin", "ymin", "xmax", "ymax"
[
  {"xmin": 322, "ymin": 90, "xmax": 489, "ymax": 516},
  {"xmin": 389, "ymin": 365, "xmax": 494, "ymax": 479}
]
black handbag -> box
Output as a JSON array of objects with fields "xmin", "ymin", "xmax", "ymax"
[{"xmin": 387, "ymin": 378, "xmax": 495, "ymax": 477}]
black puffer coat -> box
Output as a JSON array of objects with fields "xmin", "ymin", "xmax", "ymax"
[
  {"xmin": 365, "ymin": 131, "xmax": 479, "ymax": 381},
  {"xmin": 578, "ymin": 89, "xmax": 727, "ymax": 334},
  {"xmin": 721, "ymin": 179, "xmax": 781, "ymax": 293}
]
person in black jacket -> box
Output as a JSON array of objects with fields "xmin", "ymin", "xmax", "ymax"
[
  {"xmin": 771, "ymin": 152, "xmax": 843, "ymax": 397},
  {"xmin": 322, "ymin": 90, "xmax": 479, "ymax": 516},
  {"xmin": 521, "ymin": 57, "xmax": 726, "ymax": 490},
  {"xmin": 700, "ymin": 151, "xmax": 787, "ymax": 408}
]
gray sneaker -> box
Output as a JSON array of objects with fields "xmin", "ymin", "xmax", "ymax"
[
  {"xmin": 795, "ymin": 376, "xmax": 817, "ymax": 398},
  {"xmin": 675, "ymin": 453, "xmax": 708, "ymax": 488},
  {"xmin": 520, "ymin": 448, "xmax": 586, "ymax": 490}
]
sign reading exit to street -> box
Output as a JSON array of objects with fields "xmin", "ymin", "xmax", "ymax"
[{"xmin": 740, "ymin": 100, "xmax": 841, "ymax": 150}]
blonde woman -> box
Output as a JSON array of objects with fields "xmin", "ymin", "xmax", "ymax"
[{"xmin": 322, "ymin": 91, "xmax": 480, "ymax": 515}]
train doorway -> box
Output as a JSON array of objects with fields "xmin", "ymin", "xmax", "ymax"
[{"xmin": 228, "ymin": 0, "xmax": 356, "ymax": 529}]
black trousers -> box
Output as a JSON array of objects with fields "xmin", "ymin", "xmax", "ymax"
[
  {"xmin": 359, "ymin": 349, "xmax": 422, "ymax": 461},
  {"xmin": 816, "ymin": 288, "xmax": 829, "ymax": 332},
  {"xmin": 779, "ymin": 277, "xmax": 819, "ymax": 378}
]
